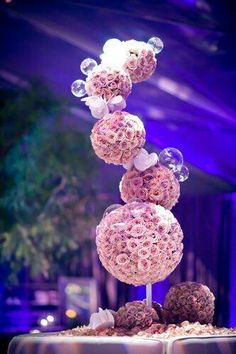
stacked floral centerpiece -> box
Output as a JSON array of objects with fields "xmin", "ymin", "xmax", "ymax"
[{"xmin": 65, "ymin": 36, "xmax": 235, "ymax": 338}]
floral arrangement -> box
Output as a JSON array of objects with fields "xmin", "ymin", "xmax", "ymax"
[
  {"xmin": 71, "ymin": 37, "xmax": 163, "ymax": 121},
  {"xmin": 163, "ymin": 282, "xmax": 215, "ymax": 324},
  {"xmin": 85, "ymin": 66, "xmax": 132, "ymax": 101},
  {"xmin": 90, "ymin": 111, "xmax": 146, "ymax": 165},
  {"xmin": 69, "ymin": 36, "xmax": 217, "ymax": 336},
  {"xmin": 114, "ymin": 301, "xmax": 159, "ymax": 329},
  {"xmin": 101, "ymin": 39, "xmax": 157, "ymax": 83},
  {"xmin": 120, "ymin": 164, "xmax": 180, "ymax": 209},
  {"xmin": 96, "ymin": 201, "xmax": 183, "ymax": 286}
]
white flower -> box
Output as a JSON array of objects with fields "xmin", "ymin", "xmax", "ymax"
[
  {"xmin": 134, "ymin": 148, "xmax": 159, "ymax": 172},
  {"xmin": 81, "ymin": 96, "xmax": 109, "ymax": 119},
  {"xmin": 100, "ymin": 39, "xmax": 128, "ymax": 69},
  {"xmin": 123, "ymin": 39, "xmax": 148, "ymax": 54},
  {"xmin": 100, "ymin": 38, "xmax": 152, "ymax": 71},
  {"xmin": 89, "ymin": 308, "xmax": 114, "ymax": 330},
  {"xmin": 108, "ymin": 95, "xmax": 126, "ymax": 113}
]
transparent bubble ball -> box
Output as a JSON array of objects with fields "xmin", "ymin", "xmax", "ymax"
[
  {"xmin": 148, "ymin": 37, "xmax": 164, "ymax": 54},
  {"xmin": 103, "ymin": 204, "xmax": 122, "ymax": 218},
  {"xmin": 159, "ymin": 148, "xmax": 183, "ymax": 172},
  {"xmin": 71, "ymin": 79, "xmax": 86, "ymax": 97},
  {"xmin": 80, "ymin": 58, "xmax": 97, "ymax": 76},
  {"xmin": 174, "ymin": 165, "xmax": 189, "ymax": 182}
]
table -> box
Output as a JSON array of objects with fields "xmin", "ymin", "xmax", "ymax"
[{"xmin": 8, "ymin": 333, "xmax": 236, "ymax": 354}]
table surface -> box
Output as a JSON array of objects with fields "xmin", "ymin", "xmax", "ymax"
[{"xmin": 8, "ymin": 333, "xmax": 236, "ymax": 354}]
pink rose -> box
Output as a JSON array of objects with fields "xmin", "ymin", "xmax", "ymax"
[{"xmin": 126, "ymin": 58, "xmax": 138, "ymax": 70}]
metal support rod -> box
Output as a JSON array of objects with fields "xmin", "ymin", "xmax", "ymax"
[{"xmin": 146, "ymin": 283, "xmax": 152, "ymax": 307}]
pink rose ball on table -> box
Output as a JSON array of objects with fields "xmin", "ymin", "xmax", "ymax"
[
  {"xmin": 163, "ymin": 281, "xmax": 215, "ymax": 324},
  {"xmin": 114, "ymin": 301, "xmax": 159, "ymax": 330}
]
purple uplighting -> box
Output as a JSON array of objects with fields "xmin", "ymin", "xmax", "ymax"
[{"xmin": 0, "ymin": 1, "xmax": 236, "ymax": 353}]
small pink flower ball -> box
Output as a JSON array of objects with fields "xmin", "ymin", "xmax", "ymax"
[
  {"xmin": 96, "ymin": 201, "xmax": 183, "ymax": 286},
  {"xmin": 90, "ymin": 111, "xmax": 146, "ymax": 165},
  {"xmin": 120, "ymin": 164, "xmax": 180, "ymax": 209},
  {"xmin": 85, "ymin": 66, "xmax": 132, "ymax": 101},
  {"xmin": 163, "ymin": 282, "xmax": 215, "ymax": 324},
  {"xmin": 114, "ymin": 300, "xmax": 159, "ymax": 330},
  {"xmin": 123, "ymin": 40, "xmax": 157, "ymax": 83}
]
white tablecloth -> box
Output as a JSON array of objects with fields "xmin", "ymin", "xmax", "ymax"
[
  {"xmin": 8, "ymin": 334, "xmax": 164, "ymax": 354},
  {"xmin": 8, "ymin": 333, "xmax": 236, "ymax": 354}
]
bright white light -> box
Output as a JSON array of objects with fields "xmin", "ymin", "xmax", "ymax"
[
  {"xmin": 30, "ymin": 329, "xmax": 40, "ymax": 334},
  {"xmin": 40, "ymin": 319, "xmax": 48, "ymax": 327},
  {"xmin": 47, "ymin": 315, "xmax": 54, "ymax": 323}
]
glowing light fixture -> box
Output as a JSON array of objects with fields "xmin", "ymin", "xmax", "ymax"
[
  {"xmin": 65, "ymin": 309, "xmax": 77, "ymax": 318},
  {"xmin": 40, "ymin": 319, "xmax": 48, "ymax": 327},
  {"xmin": 47, "ymin": 315, "xmax": 55, "ymax": 323}
]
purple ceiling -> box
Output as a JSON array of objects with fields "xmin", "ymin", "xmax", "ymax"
[{"xmin": 0, "ymin": 0, "xmax": 236, "ymax": 191}]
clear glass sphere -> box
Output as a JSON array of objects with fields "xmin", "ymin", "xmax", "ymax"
[
  {"xmin": 174, "ymin": 165, "xmax": 189, "ymax": 182},
  {"xmin": 159, "ymin": 147, "xmax": 183, "ymax": 172},
  {"xmin": 103, "ymin": 204, "xmax": 122, "ymax": 218},
  {"xmin": 71, "ymin": 80, "xmax": 86, "ymax": 97},
  {"xmin": 148, "ymin": 37, "xmax": 164, "ymax": 54},
  {"xmin": 80, "ymin": 58, "xmax": 97, "ymax": 76}
]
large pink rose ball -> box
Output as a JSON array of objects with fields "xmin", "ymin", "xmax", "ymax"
[
  {"xmin": 85, "ymin": 66, "xmax": 132, "ymax": 101},
  {"xmin": 90, "ymin": 111, "xmax": 146, "ymax": 165},
  {"xmin": 123, "ymin": 40, "xmax": 157, "ymax": 83},
  {"xmin": 163, "ymin": 282, "xmax": 215, "ymax": 324},
  {"xmin": 114, "ymin": 301, "xmax": 159, "ymax": 330},
  {"xmin": 120, "ymin": 164, "xmax": 180, "ymax": 209},
  {"xmin": 96, "ymin": 201, "xmax": 183, "ymax": 286}
]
